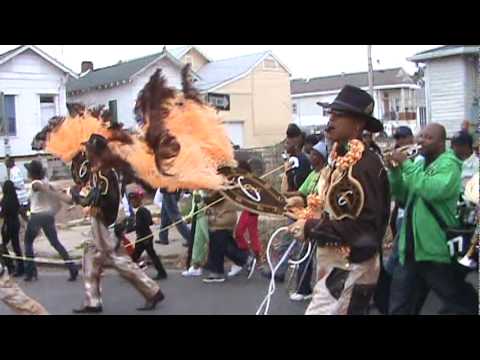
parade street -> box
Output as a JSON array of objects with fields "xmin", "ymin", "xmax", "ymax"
[{"xmin": 1, "ymin": 269, "xmax": 476, "ymax": 315}]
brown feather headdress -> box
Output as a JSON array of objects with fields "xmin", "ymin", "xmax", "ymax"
[{"xmin": 32, "ymin": 65, "xmax": 236, "ymax": 191}]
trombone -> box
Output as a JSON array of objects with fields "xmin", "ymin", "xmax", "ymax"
[{"xmin": 383, "ymin": 144, "xmax": 422, "ymax": 167}]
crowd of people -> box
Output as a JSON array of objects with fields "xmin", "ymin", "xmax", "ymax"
[{"xmin": 0, "ymin": 83, "xmax": 478, "ymax": 316}]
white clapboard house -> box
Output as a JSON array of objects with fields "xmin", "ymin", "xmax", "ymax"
[{"xmin": 408, "ymin": 45, "xmax": 479, "ymax": 135}]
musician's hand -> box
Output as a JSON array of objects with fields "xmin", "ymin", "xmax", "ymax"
[
  {"xmin": 286, "ymin": 196, "xmax": 304, "ymax": 209},
  {"xmin": 384, "ymin": 153, "xmax": 396, "ymax": 169},
  {"xmin": 390, "ymin": 149, "xmax": 408, "ymax": 166},
  {"xmin": 288, "ymin": 219, "xmax": 306, "ymax": 242}
]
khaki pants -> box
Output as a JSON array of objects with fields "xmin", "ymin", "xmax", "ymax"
[
  {"xmin": 305, "ymin": 248, "xmax": 379, "ymax": 315},
  {"xmin": 0, "ymin": 272, "xmax": 48, "ymax": 315},
  {"xmin": 82, "ymin": 217, "xmax": 160, "ymax": 308}
]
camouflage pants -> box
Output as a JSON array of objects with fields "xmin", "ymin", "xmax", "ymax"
[
  {"xmin": 0, "ymin": 272, "xmax": 48, "ymax": 315},
  {"xmin": 305, "ymin": 248, "xmax": 379, "ymax": 315},
  {"xmin": 81, "ymin": 217, "xmax": 160, "ymax": 308}
]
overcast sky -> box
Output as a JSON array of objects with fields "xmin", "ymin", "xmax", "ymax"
[{"xmin": 0, "ymin": 45, "xmax": 440, "ymax": 79}]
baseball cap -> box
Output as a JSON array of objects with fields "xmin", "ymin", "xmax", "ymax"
[
  {"xmin": 393, "ymin": 126, "xmax": 413, "ymax": 139},
  {"xmin": 311, "ymin": 141, "xmax": 329, "ymax": 160},
  {"xmin": 451, "ymin": 130, "xmax": 473, "ymax": 148}
]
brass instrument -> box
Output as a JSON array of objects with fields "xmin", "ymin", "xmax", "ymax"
[
  {"xmin": 384, "ymin": 144, "xmax": 422, "ymax": 167},
  {"xmin": 458, "ymin": 236, "xmax": 479, "ymax": 269}
]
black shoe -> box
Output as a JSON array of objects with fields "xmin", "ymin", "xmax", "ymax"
[
  {"xmin": 154, "ymin": 272, "xmax": 167, "ymax": 280},
  {"xmin": 73, "ymin": 306, "xmax": 103, "ymax": 314},
  {"xmin": 13, "ymin": 269, "xmax": 24, "ymax": 277},
  {"xmin": 13, "ymin": 266, "xmax": 24, "ymax": 277},
  {"xmin": 24, "ymin": 269, "xmax": 38, "ymax": 282},
  {"xmin": 137, "ymin": 290, "xmax": 165, "ymax": 311},
  {"xmin": 156, "ymin": 240, "xmax": 169, "ymax": 245},
  {"xmin": 68, "ymin": 268, "xmax": 79, "ymax": 282}
]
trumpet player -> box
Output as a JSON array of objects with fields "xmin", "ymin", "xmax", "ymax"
[{"xmin": 387, "ymin": 123, "xmax": 478, "ymax": 315}]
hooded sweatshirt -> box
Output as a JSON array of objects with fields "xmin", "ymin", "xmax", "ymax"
[{"xmin": 389, "ymin": 150, "xmax": 462, "ymax": 265}]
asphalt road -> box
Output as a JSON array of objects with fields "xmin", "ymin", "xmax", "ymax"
[
  {"xmin": 0, "ymin": 269, "xmax": 307, "ymax": 315},
  {"xmin": 1, "ymin": 269, "xmax": 477, "ymax": 315}
]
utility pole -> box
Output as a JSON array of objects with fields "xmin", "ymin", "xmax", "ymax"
[{"xmin": 367, "ymin": 45, "xmax": 374, "ymax": 96}]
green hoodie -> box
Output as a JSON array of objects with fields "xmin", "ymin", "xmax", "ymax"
[{"xmin": 389, "ymin": 150, "xmax": 462, "ymax": 265}]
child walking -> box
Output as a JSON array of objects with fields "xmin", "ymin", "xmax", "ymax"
[{"xmin": 127, "ymin": 190, "xmax": 167, "ymax": 280}]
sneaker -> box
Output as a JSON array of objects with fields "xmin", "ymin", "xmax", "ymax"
[
  {"xmin": 228, "ymin": 264, "xmax": 243, "ymax": 277},
  {"xmin": 202, "ymin": 274, "xmax": 225, "ymax": 283},
  {"xmin": 289, "ymin": 293, "xmax": 313, "ymax": 302},
  {"xmin": 182, "ymin": 266, "xmax": 203, "ymax": 277}
]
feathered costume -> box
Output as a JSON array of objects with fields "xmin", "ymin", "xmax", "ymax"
[
  {"xmin": 30, "ymin": 65, "xmax": 240, "ymax": 313},
  {"xmin": 32, "ymin": 64, "xmax": 236, "ymax": 192}
]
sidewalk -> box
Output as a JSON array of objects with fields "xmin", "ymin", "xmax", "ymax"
[{"xmin": 31, "ymin": 224, "xmax": 188, "ymax": 269}]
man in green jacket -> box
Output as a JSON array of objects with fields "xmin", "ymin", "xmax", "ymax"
[{"xmin": 387, "ymin": 123, "xmax": 477, "ymax": 315}]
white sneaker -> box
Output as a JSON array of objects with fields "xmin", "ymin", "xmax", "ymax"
[
  {"xmin": 289, "ymin": 293, "xmax": 313, "ymax": 301},
  {"xmin": 182, "ymin": 266, "xmax": 203, "ymax": 277},
  {"xmin": 228, "ymin": 264, "xmax": 243, "ymax": 277}
]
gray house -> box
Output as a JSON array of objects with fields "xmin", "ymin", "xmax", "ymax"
[
  {"xmin": 408, "ymin": 45, "xmax": 479, "ymax": 135},
  {"xmin": 291, "ymin": 68, "xmax": 422, "ymax": 136}
]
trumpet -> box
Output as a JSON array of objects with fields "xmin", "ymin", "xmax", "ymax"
[{"xmin": 383, "ymin": 144, "xmax": 422, "ymax": 167}]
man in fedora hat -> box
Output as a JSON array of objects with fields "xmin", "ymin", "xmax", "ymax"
[
  {"xmin": 69, "ymin": 134, "xmax": 164, "ymax": 313},
  {"xmin": 287, "ymin": 85, "xmax": 391, "ymax": 315}
]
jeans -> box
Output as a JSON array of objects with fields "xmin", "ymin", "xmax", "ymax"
[
  {"xmin": 159, "ymin": 193, "xmax": 191, "ymax": 243},
  {"xmin": 384, "ymin": 214, "xmax": 403, "ymax": 275},
  {"xmin": 296, "ymin": 243, "xmax": 314, "ymax": 295},
  {"xmin": 389, "ymin": 260, "xmax": 478, "ymax": 315},
  {"xmin": 272, "ymin": 223, "xmax": 297, "ymax": 277},
  {"xmin": 24, "ymin": 213, "xmax": 77, "ymax": 277},
  {"xmin": 206, "ymin": 230, "xmax": 248, "ymax": 275}
]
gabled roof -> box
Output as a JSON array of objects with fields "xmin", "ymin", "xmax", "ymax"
[
  {"xmin": 195, "ymin": 51, "xmax": 290, "ymax": 92},
  {"xmin": 408, "ymin": 45, "xmax": 479, "ymax": 62},
  {"xmin": 168, "ymin": 45, "xmax": 212, "ymax": 62},
  {"xmin": 66, "ymin": 49, "xmax": 193, "ymax": 94},
  {"xmin": 291, "ymin": 68, "xmax": 415, "ymax": 95},
  {"xmin": 66, "ymin": 46, "xmax": 290, "ymax": 94},
  {"xmin": 0, "ymin": 45, "xmax": 78, "ymax": 78}
]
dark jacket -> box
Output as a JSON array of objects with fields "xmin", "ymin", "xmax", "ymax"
[
  {"xmin": 304, "ymin": 149, "xmax": 391, "ymax": 263},
  {"xmin": 132, "ymin": 206, "xmax": 154, "ymax": 241}
]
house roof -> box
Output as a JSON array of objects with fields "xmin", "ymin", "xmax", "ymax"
[
  {"xmin": 195, "ymin": 51, "xmax": 290, "ymax": 92},
  {"xmin": 168, "ymin": 45, "xmax": 212, "ymax": 62},
  {"xmin": 66, "ymin": 49, "xmax": 190, "ymax": 93},
  {"xmin": 67, "ymin": 46, "xmax": 289, "ymax": 94},
  {"xmin": 408, "ymin": 45, "xmax": 480, "ymax": 62},
  {"xmin": 0, "ymin": 45, "xmax": 78, "ymax": 78},
  {"xmin": 291, "ymin": 68, "xmax": 415, "ymax": 95}
]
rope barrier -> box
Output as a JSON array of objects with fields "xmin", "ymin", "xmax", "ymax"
[
  {"xmin": 256, "ymin": 227, "xmax": 312, "ymax": 315},
  {"xmin": 1, "ymin": 164, "xmax": 286, "ymax": 266}
]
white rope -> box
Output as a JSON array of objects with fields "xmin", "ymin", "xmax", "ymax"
[{"xmin": 256, "ymin": 227, "xmax": 312, "ymax": 315}]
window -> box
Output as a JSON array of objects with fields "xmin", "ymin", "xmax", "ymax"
[
  {"xmin": 4, "ymin": 95, "xmax": 16, "ymax": 136},
  {"xmin": 419, "ymin": 106, "xmax": 427, "ymax": 128},
  {"xmin": 40, "ymin": 95, "xmax": 55, "ymax": 104},
  {"xmin": 263, "ymin": 58, "xmax": 277, "ymax": 69},
  {"xmin": 394, "ymin": 98, "xmax": 401, "ymax": 112},
  {"xmin": 292, "ymin": 103, "xmax": 297, "ymax": 114}
]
